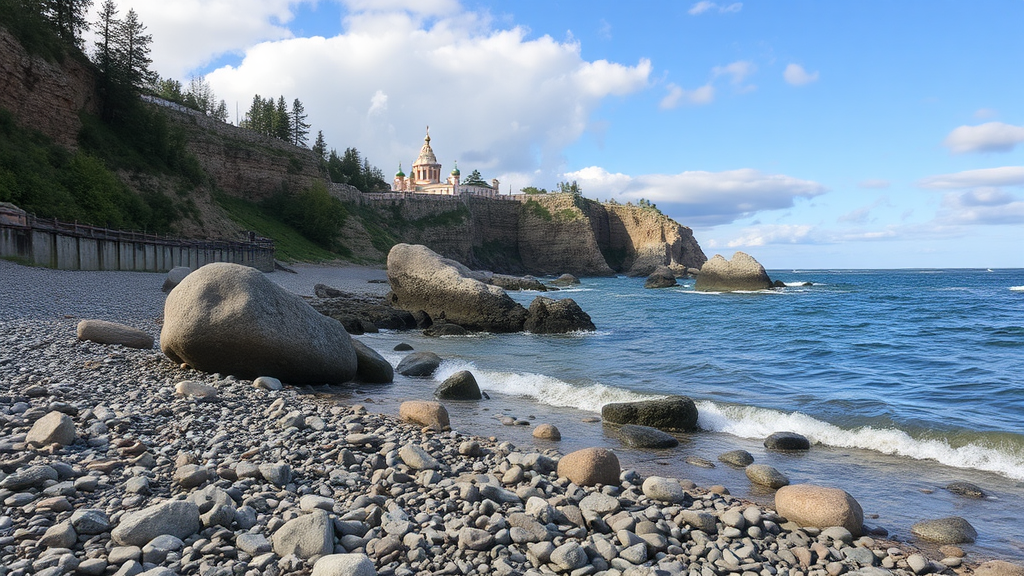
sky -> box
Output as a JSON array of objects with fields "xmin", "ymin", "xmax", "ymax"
[{"xmin": 84, "ymin": 0, "xmax": 1024, "ymax": 268}]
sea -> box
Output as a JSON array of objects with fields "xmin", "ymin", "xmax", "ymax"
[{"xmin": 345, "ymin": 269, "xmax": 1024, "ymax": 562}]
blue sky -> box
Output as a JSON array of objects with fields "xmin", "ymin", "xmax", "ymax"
[{"xmin": 88, "ymin": 1, "xmax": 1024, "ymax": 268}]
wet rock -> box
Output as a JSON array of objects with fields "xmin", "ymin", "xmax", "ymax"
[
  {"xmin": 910, "ymin": 517, "xmax": 977, "ymax": 544},
  {"xmin": 523, "ymin": 296, "xmax": 595, "ymax": 334},
  {"xmin": 617, "ymin": 424, "xmax": 680, "ymax": 448},
  {"xmin": 550, "ymin": 274, "xmax": 581, "ymax": 287},
  {"xmin": 532, "ymin": 423, "xmax": 561, "ymax": 440},
  {"xmin": 946, "ymin": 481, "xmax": 985, "ymax": 498},
  {"xmin": 765, "ymin": 431, "xmax": 811, "ymax": 451},
  {"xmin": 601, "ymin": 395, "xmax": 698, "ymax": 431},
  {"xmin": 352, "ymin": 340, "xmax": 394, "ymax": 384},
  {"xmin": 775, "ymin": 484, "xmax": 864, "ymax": 536},
  {"xmin": 423, "ymin": 322, "xmax": 469, "ymax": 337},
  {"xmin": 718, "ymin": 449, "xmax": 754, "ymax": 467},
  {"xmin": 396, "ymin": 351, "xmax": 442, "ymax": 377},
  {"xmin": 644, "ymin": 265, "xmax": 678, "ymax": 289},
  {"xmin": 434, "ymin": 370, "xmax": 482, "ymax": 400},
  {"xmin": 745, "ymin": 464, "xmax": 790, "ymax": 489},
  {"xmin": 695, "ymin": 251, "xmax": 772, "ymax": 292}
]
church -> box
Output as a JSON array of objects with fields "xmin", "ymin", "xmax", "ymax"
[{"xmin": 391, "ymin": 128, "xmax": 501, "ymax": 198}]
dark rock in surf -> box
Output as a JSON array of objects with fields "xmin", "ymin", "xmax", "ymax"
[
  {"xmin": 946, "ymin": 481, "xmax": 985, "ymax": 499},
  {"xmin": 764, "ymin": 431, "xmax": 810, "ymax": 451},
  {"xmin": 601, "ymin": 395, "xmax": 699, "ymax": 432},
  {"xmin": 523, "ymin": 297, "xmax": 595, "ymax": 334},
  {"xmin": 352, "ymin": 340, "xmax": 394, "ymax": 384},
  {"xmin": 423, "ymin": 322, "xmax": 469, "ymax": 337},
  {"xmin": 551, "ymin": 274, "xmax": 581, "ymax": 287},
  {"xmin": 396, "ymin": 351, "xmax": 442, "ymax": 377},
  {"xmin": 718, "ymin": 449, "xmax": 755, "ymax": 467},
  {"xmin": 434, "ymin": 370, "xmax": 482, "ymax": 400},
  {"xmin": 644, "ymin": 266, "xmax": 678, "ymax": 289},
  {"xmin": 617, "ymin": 424, "xmax": 680, "ymax": 449},
  {"xmin": 394, "ymin": 343, "xmax": 413, "ymax": 351},
  {"xmin": 910, "ymin": 517, "xmax": 977, "ymax": 544}
]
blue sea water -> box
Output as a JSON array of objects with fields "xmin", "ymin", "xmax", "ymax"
[{"xmin": 355, "ymin": 269, "xmax": 1024, "ymax": 560}]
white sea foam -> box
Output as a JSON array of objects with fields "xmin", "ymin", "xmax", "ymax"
[
  {"xmin": 696, "ymin": 401, "xmax": 1024, "ymax": 481},
  {"xmin": 1010, "ymin": 286, "xmax": 1024, "ymax": 292}
]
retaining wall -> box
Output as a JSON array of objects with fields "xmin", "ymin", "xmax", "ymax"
[{"xmin": 0, "ymin": 217, "xmax": 275, "ymax": 273}]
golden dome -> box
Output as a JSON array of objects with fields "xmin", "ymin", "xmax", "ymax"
[{"xmin": 413, "ymin": 127, "xmax": 438, "ymax": 166}]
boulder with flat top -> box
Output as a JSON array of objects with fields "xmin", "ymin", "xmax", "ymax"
[
  {"xmin": 601, "ymin": 395, "xmax": 699, "ymax": 432},
  {"xmin": 695, "ymin": 252, "xmax": 772, "ymax": 292}
]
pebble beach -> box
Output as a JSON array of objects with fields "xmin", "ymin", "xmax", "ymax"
[{"xmin": 0, "ymin": 259, "xmax": 1018, "ymax": 576}]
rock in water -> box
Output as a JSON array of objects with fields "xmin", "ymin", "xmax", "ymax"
[
  {"xmin": 523, "ymin": 297, "xmax": 595, "ymax": 333},
  {"xmin": 160, "ymin": 263, "xmax": 357, "ymax": 383},
  {"xmin": 557, "ymin": 447, "xmax": 620, "ymax": 487},
  {"xmin": 910, "ymin": 517, "xmax": 978, "ymax": 544},
  {"xmin": 946, "ymin": 481, "xmax": 985, "ymax": 498},
  {"xmin": 775, "ymin": 484, "xmax": 864, "ymax": 536},
  {"xmin": 351, "ymin": 340, "xmax": 394, "ymax": 384},
  {"xmin": 695, "ymin": 251, "xmax": 772, "ymax": 292},
  {"xmin": 435, "ymin": 370, "xmax": 482, "ymax": 400},
  {"xmin": 386, "ymin": 243, "xmax": 528, "ymax": 332},
  {"xmin": 162, "ymin": 266, "xmax": 192, "ymax": 293},
  {"xmin": 745, "ymin": 464, "xmax": 790, "ymax": 489},
  {"xmin": 644, "ymin": 265, "xmax": 678, "ymax": 289},
  {"xmin": 601, "ymin": 396, "xmax": 699, "ymax": 431},
  {"xmin": 617, "ymin": 424, "xmax": 679, "ymax": 448},
  {"xmin": 489, "ymin": 274, "xmax": 548, "ymax": 291},
  {"xmin": 764, "ymin": 431, "xmax": 811, "ymax": 451},
  {"xmin": 550, "ymin": 274, "xmax": 581, "ymax": 287},
  {"xmin": 423, "ymin": 322, "xmax": 469, "ymax": 337},
  {"xmin": 532, "ymin": 424, "xmax": 561, "ymax": 440},
  {"xmin": 77, "ymin": 320, "xmax": 154, "ymax": 349},
  {"xmin": 718, "ymin": 449, "xmax": 754, "ymax": 467},
  {"xmin": 396, "ymin": 351, "xmax": 442, "ymax": 376}
]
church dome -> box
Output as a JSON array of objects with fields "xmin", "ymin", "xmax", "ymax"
[
  {"xmin": 395, "ymin": 163, "xmax": 405, "ymax": 178},
  {"xmin": 413, "ymin": 128, "xmax": 438, "ymax": 166},
  {"xmin": 451, "ymin": 161, "xmax": 460, "ymax": 176}
]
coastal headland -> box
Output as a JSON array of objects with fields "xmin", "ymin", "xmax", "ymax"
[{"xmin": 2, "ymin": 258, "xmax": 1020, "ymax": 576}]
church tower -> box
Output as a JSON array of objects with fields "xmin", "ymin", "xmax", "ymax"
[{"xmin": 411, "ymin": 127, "xmax": 441, "ymax": 185}]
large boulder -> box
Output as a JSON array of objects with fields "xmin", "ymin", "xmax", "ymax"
[
  {"xmin": 162, "ymin": 266, "xmax": 192, "ymax": 293},
  {"xmin": 523, "ymin": 297, "xmax": 595, "ymax": 334},
  {"xmin": 386, "ymin": 244, "xmax": 528, "ymax": 332},
  {"xmin": 351, "ymin": 340, "xmax": 394, "ymax": 384},
  {"xmin": 695, "ymin": 252, "xmax": 772, "ymax": 292},
  {"xmin": 550, "ymin": 274, "xmax": 580, "ymax": 287},
  {"xmin": 975, "ymin": 561, "xmax": 1024, "ymax": 576},
  {"xmin": 77, "ymin": 320, "xmax": 154, "ymax": 349},
  {"xmin": 161, "ymin": 263, "xmax": 358, "ymax": 383},
  {"xmin": 775, "ymin": 484, "xmax": 864, "ymax": 536},
  {"xmin": 435, "ymin": 370, "xmax": 482, "ymax": 400},
  {"xmin": 644, "ymin": 266, "xmax": 678, "ymax": 289},
  {"xmin": 273, "ymin": 510, "xmax": 334, "ymax": 559},
  {"xmin": 26, "ymin": 411, "xmax": 76, "ymax": 447},
  {"xmin": 765, "ymin": 431, "xmax": 811, "ymax": 451},
  {"xmin": 557, "ymin": 447, "xmax": 620, "ymax": 487},
  {"xmin": 601, "ymin": 396, "xmax": 699, "ymax": 432}
]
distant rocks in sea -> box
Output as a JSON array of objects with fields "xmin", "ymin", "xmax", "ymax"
[
  {"xmin": 550, "ymin": 273, "xmax": 581, "ymax": 287},
  {"xmin": 695, "ymin": 251, "xmax": 773, "ymax": 292},
  {"xmin": 644, "ymin": 265, "xmax": 678, "ymax": 289}
]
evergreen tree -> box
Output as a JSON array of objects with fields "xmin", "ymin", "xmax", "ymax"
[
  {"xmin": 557, "ymin": 180, "xmax": 582, "ymax": 197},
  {"xmin": 92, "ymin": 0, "xmax": 121, "ymax": 120},
  {"xmin": 312, "ymin": 131, "xmax": 327, "ymax": 174},
  {"xmin": 154, "ymin": 77, "xmax": 184, "ymax": 103},
  {"xmin": 290, "ymin": 98, "xmax": 310, "ymax": 147},
  {"xmin": 212, "ymin": 99, "xmax": 228, "ymax": 122},
  {"xmin": 464, "ymin": 169, "xmax": 485, "ymax": 185},
  {"xmin": 117, "ymin": 8, "xmax": 155, "ymax": 90},
  {"xmin": 45, "ymin": 0, "xmax": 92, "ymax": 48},
  {"xmin": 273, "ymin": 95, "xmax": 290, "ymax": 141}
]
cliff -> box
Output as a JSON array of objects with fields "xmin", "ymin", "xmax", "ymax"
[{"xmin": 0, "ymin": 27, "xmax": 98, "ymax": 149}]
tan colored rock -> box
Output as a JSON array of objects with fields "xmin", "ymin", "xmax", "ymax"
[
  {"xmin": 77, "ymin": 320, "xmax": 154, "ymax": 349},
  {"xmin": 775, "ymin": 484, "xmax": 864, "ymax": 536},
  {"xmin": 695, "ymin": 251, "xmax": 772, "ymax": 292},
  {"xmin": 532, "ymin": 424, "xmax": 561, "ymax": 440},
  {"xmin": 26, "ymin": 411, "xmax": 76, "ymax": 447},
  {"xmin": 387, "ymin": 244, "xmax": 528, "ymax": 332},
  {"xmin": 975, "ymin": 561, "xmax": 1024, "ymax": 576},
  {"xmin": 161, "ymin": 263, "xmax": 357, "ymax": 383},
  {"xmin": 745, "ymin": 464, "xmax": 790, "ymax": 489},
  {"xmin": 175, "ymin": 381, "xmax": 219, "ymax": 399},
  {"xmin": 557, "ymin": 447, "xmax": 620, "ymax": 487},
  {"xmin": 399, "ymin": 400, "xmax": 450, "ymax": 430}
]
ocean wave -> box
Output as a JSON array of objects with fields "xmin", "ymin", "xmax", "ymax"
[
  {"xmin": 431, "ymin": 360, "xmax": 656, "ymax": 411},
  {"xmin": 1010, "ymin": 286, "xmax": 1024, "ymax": 292},
  {"xmin": 696, "ymin": 401, "xmax": 1024, "ymax": 481}
]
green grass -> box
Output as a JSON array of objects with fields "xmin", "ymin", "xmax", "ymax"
[
  {"xmin": 214, "ymin": 193, "xmax": 342, "ymax": 262},
  {"xmin": 525, "ymin": 199, "xmax": 553, "ymax": 221}
]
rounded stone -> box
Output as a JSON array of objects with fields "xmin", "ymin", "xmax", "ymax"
[
  {"xmin": 557, "ymin": 447, "xmax": 620, "ymax": 487},
  {"xmin": 745, "ymin": 464, "xmax": 790, "ymax": 489},
  {"xmin": 642, "ymin": 476, "xmax": 687, "ymax": 503},
  {"xmin": 946, "ymin": 481, "xmax": 985, "ymax": 498},
  {"xmin": 695, "ymin": 251, "xmax": 772, "ymax": 292},
  {"xmin": 764, "ymin": 431, "xmax": 811, "ymax": 451},
  {"xmin": 434, "ymin": 370, "xmax": 482, "ymax": 400},
  {"xmin": 77, "ymin": 319, "xmax": 154, "ymax": 349},
  {"xmin": 718, "ymin": 449, "xmax": 754, "ymax": 467},
  {"xmin": 617, "ymin": 424, "xmax": 679, "ymax": 448},
  {"xmin": 532, "ymin": 423, "xmax": 561, "ymax": 440},
  {"xmin": 351, "ymin": 340, "xmax": 394, "ymax": 384},
  {"xmin": 644, "ymin": 265, "xmax": 678, "ymax": 289},
  {"xmin": 775, "ymin": 484, "xmax": 863, "ymax": 536},
  {"xmin": 26, "ymin": 411, "xmax": 76, "ymax": 447},
  {"xmin": 396, "ymin": 351, "xmax": 442, "ymax": 377},
  {"xmin": 399, "ymin": 400, "xmax": 450, "ymax": 429},
  {"xmin": 311, "ymin": 553, "xmax": 377, "ymax": 576},
  {"xmin": 974, "ymin": 561, "xmax": 1024, "ymax": 576},
  {"xmin": 910, "ymin": 517, "xmax": 977, "ymax": 544},
  {"xmin": 601, "ymin": 395, "xmax": 698, "ymax": 431}
]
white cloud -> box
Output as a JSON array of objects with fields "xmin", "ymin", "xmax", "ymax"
[
  {"xmin": 660, "ymin": 83, "xmax": 715, "ymax": 109},
  {"xmin": 783, "ymin": 63, "xmax": 819, "ymax": 86},
  {"xmin": 858, "ymin": 179, "xmax": 890, "ymax": 189},
  {"xmin": 725, "ymin": 224, "xmax": 815, "ymax": 247},
  {"xmin": 938, "ymin": 190, "xmax": 1024, "ymax": 225},
  {"xmin": 340, "ymin": 0, "xmax": 459, "ymax": 16},
  {"xmin": 713, "ymin": 60, "xmax": 756, "ymax": 88},
  {"xmin": 974, "ymin": 108, "xmax": 998, "ymax": 119},
  {"xmin": 918, "ymin": 166, "xmax": 1024, "ymax": 189},
  {"xmin": 85, "ymin": 0, "xmax": 307, "ymax": 79},
  {"xmin": 565, "ymin": 166, "xmax": 826, "ymax": 225},
  {"xmin": 688, "ymin": 1, "xmax": 743, "ymax": 15},
  {"xmin": 943, "ymin": 122, "xmax": 1024, "ymax": 154},
  {"xmin": 838, "ymin": 197, "xmax": 890, "ymax": 224},
  {"xmin": 202, "ymin": 8, "xmax": 651, "ymax": 179}
]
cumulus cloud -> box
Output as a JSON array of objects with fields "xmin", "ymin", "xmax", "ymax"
[
  {"xmin": 202, "ymin": 7, "xmax": 651, "ymax": 179},
  {"xmin": 85, "ymin": 0, "xmax": 306, "ymax": 79},
  {"xmin": 660, "ymin": 83, "xmax": 715, "ymax": 109},
  {"xmin": 724, "ymin": 224, "xmax": 815, "ymax": 247},
  {"xmin": 713, "ymin": 60, "xmax": 757, "ymax": 90},
  {"xmin": 783, "ymin": 63, "xmax": 819, "ymax": 86},
  {"xmin": 943, "ymin": 122, "xmax": 1024, "ymax": 154},
  {"xmin": 688, "ymin": 1, "xmax": 743, "ymax": 15},
  {"xmin": 565, "ymin": 166, "xmax": 826, "ymax": 225},
  {"xmin": 918, "ymin": 166, "xmax": 1024, "ymax": 189},
  {"xmin": 340, "ymin": 0, "xmax": 460, "ymax": 16},
  {"xmin": 937, "ymin": 190, "xmax": 1024, "ymax": 225}
]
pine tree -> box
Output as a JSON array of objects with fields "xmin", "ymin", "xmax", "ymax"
[
  {"xmin": 212, "ymin": 100, "xmax": 228, "ymax": 122},
  {"xmin": 290, "ymin": 99, "xmax": 310, "ymax": 147},
  {"xmin": 273, "ymin": 95, "xmax": 290, "ymax": 141},
  {"xmin": 117, "ymin": 8, "xmax": 155, "ymax": 90},
  {"xmin": 312, "ymin": 131, "xmax": 327, "ymax": 174},
  {"xmin": 91, "ymin": 0, "xmax": 122, "ymax": 121},
  {"xmin": 45, "ymin": 0, "xmax": 92, "ymax": 48}
]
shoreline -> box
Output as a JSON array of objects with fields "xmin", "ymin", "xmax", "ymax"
[{"xmin": 0, "ymin": 260, "xmax": 1020, "ymax": 574}]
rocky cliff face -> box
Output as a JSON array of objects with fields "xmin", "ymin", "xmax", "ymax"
[{"xmin": 0, "ymin": 28, "xmax": 98, "ymax": 149}]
